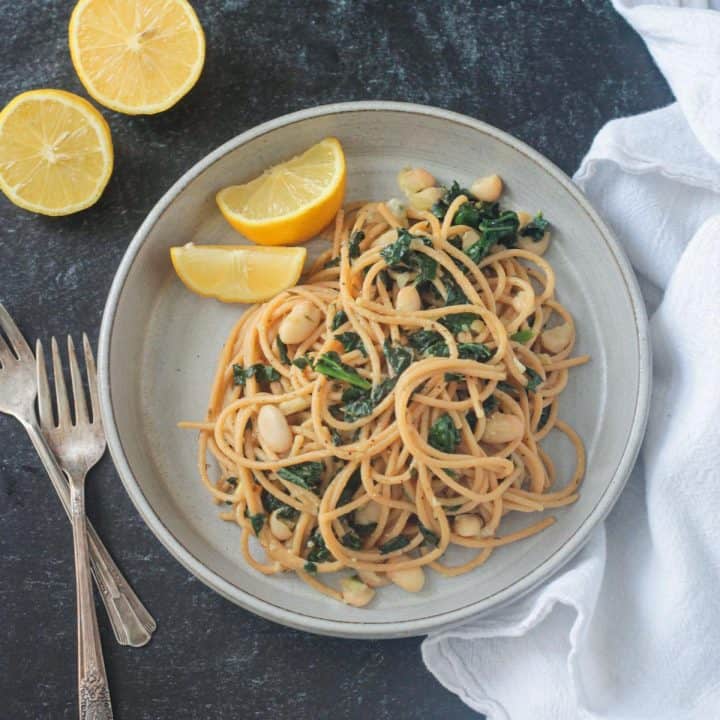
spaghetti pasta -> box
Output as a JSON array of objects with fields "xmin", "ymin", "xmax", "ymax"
[{"xmin": 182, "ymin": 170, "xmax": 589, "ymax": 606}]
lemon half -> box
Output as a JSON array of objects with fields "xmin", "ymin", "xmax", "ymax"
[
  {"xmin": 0, "ymin": 89, "xmax": 113, "ymax": 216},
  {"xmin": 69, "ymin": 0, "xmax": 205, "ymax": 115}
]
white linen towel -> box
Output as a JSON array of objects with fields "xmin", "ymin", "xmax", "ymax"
[{"xmin": 422, "ymin": 2, "xmax": 720, "ymax": 718}]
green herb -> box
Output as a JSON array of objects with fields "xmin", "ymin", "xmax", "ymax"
[
  {"xmin": 538, "ymin": 405, "xmax": 551, "ymax": 430},
  {"xmin": 465, "ymin": 235, "xmax": 494, "ymax": 264},
  {"xmin": 383, "ymin": 339, "xmax": 413, "ymax": 376},
  {"xmin": 331, "ymin": 429, "xmax": 344, "ymax": 446},
  {"xmin": 352, "ymin": 522, "xmax": 377, "ymax": 537},
  {"xmin": 379, "ymin": 535, "xmax": 411, "ymax": 554},
  {"xmin": 380, "ymin": 229, "xmax": 437, "ymax": 285},
  {"xmin": 525, "ymin": 368, "xmax": 543, "ymax": 393},
  {"xmin": 341, "ymin": 530, "xmax": 362, "ymax": 550},
  {"xmin": 482, "ymin": 395, "xmax": 499, "ymax": 415},
  {"xmin": 315, "ymin": 351, "xmax": 371, "ymax": 390},
  {"xmin": 511, "ymin": 329, "xmax": 534, "ymax": 343},
  {"xmin": 291, "ymin": 355, "xmax": 312, "ymax": 370},
  {"xmin": 429, "ymin": 414, "xmax": 461, "ymax": 453},
  {"xmin": 520, "ymin": 212, "xmax": 549, "ymax": 241},
  {"xmin": 232, "ymin": 363, "xmax": 280, "ymax": 386},
  {"xmin": 331, "ymin": 309, "xmax": 348, "ymax": 331},
  {"xmin": 335, "ymin": 331, "xmax": 367, "ymax": 357},
  {"xmin": 276, "ymin": 337, "xmax": 290, "ymax": 365},
  {"xmin": 306, "ymin": 529, "xmax": 334, "ymax": 563},
  {"xmin": 453, "ymin": 202, "xmax": 482, "ymax": 228},
  {"xmin": 244, "ymin": 509, "xmax": 265, "ymax": 536},
  {"xmin": 323, "ymin": 256, "xmax": 340, "ymax": 269},
  {"xmin": 349, "ymin": 230, "xmax": 365, "ymax": 259},
  {"xmin": 466, "ymin": 410, "xmax": 478, "ymax": 432},
  {"xmin": 440, "ymin": 312, "xmax": 476, "ymax": 333},
  {"xmin": 338, "ymin": 468, "xmax": 362, "ymax": 507},
  {"xmin": 419, "ymin": 524, "xmax": 439, "ymax": 547},
  {"xmin": 303, "ymin": 561, "xmax": 317, "ymax": 574},
  {"xmin": 277, "ymin": 462, "xmax": 324, "ymax": 492}
]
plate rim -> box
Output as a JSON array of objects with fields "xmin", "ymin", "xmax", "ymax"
[{"xmin": 98, "ymin": 100, "xmax": 651, "ymax": 638}]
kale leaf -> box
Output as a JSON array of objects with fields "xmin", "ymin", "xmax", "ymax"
[
  {"xmin": 428, "ymin": 414, "xmax": 461, "ymax": 453},
  {"xmin": 276, "ymin": 337, "xmax": 290, "ymax": 365},
  {"xmin": 277, "ymin": 462, "xmax": 324, "ymax": 492},
  {"xmin": 520, "ymin": 212, "xmax": 549, "ymax": 241},
  {"xmin": 383, "ymin": 339, "xmax": 413, "ymax": 376},
  {"xmin": 335, "ymin": 331, "xmax": 367, "ymax": 356},
  {"xmin": 315, "ymin": 352, "xmax": 371, "ymax": 390},
  {"xmin": 348, "ymin": 230, "xmax": 365, "ymax": 259},
  {"xmin": 331, "ymin": 309, "xmax": 348, "ymax": 331},
  {"xmin": 233, "ymin": 363, "xmax": 280, "ymax": 386},
  {"xmin": 379, "ymin": 535, "xmax": 411, "ymax": 554}
]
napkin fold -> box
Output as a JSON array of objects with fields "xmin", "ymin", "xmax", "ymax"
[{"xmin": 422, "ymin": 3, "xmax": 720, "ymax": 718}]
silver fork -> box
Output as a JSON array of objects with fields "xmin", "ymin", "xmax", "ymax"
[
  {"xmin": 0, "ymin": 304, "xmax": 155, "ymax": 647},
  {"xmin": 37, "ymin": 336, "xmax": 113, "ymax": 720}
]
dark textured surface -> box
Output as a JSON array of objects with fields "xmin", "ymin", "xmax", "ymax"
[{"xmin": 0, "ymin": 1, "xmax": 671, "ymax": 718}]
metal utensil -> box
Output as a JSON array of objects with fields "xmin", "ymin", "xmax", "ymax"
[
  {"xmin": 0, "ymin": 304, "xmax": 155, "ymax": 647},
  {"xmin": 36, "ymin": 335, "xmax": 113, "ymax": 719}
]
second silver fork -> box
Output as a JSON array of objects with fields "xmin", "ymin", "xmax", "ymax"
[{"xmin": 37, "ymin": 336, "xmax": 113, "ymax": 720}]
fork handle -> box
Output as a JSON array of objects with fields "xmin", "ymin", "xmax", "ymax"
[
  {"xmin": 24, "ymin": 420, "xmax": 156, "ymax": 647},
  {"xmin": 70, "ymin": 478, "xmax": 114, "ymax": 720}
]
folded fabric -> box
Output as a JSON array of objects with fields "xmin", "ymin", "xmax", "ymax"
[{"xmin": 422, "ymin": 3, "xmax": 720, "ymax": 718}]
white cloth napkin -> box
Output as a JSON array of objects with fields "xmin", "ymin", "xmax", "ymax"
[{"xmin": 422, "ymin": 3, "xmax": 720, "ymax": 718}]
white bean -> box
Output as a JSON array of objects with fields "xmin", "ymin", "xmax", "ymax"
[
  {"xmin": 278, "ymin": 301, "xmax": 322, "ymax": 345},
  {"xmin": 388, "ymin": 566, "xmax": 425, "ymax": 593},
  {"xmin": 397, "ymin": 167, "xmax": 436, "ymax": 194},
  {"xmin": 386, "ymin": 198, "xmax": 407, "ymax": 224},
  {"xmin": 454, "ymin": 514, "xmax": 484, "ymax": 538},
  {"xmin": 257, "ymin": 405, "xmax": 293, "ymax": 454},
  {"xmin": 269, "ymin": 509, "xmax": 294, "ymax": 541},
  {"xmin": 541, "ymin": 323, "xmax": 572, "ymax": 354},
  {"xmin": 470, "ymin": 174, "xmax": 503, "ymax": 202},
  {"xmin": 395, "ymin": 285, "xmax": 421, "ymax": 313},
  {"xmin": 357, "ymin": 569, "xmax": 391, "ymax": 588},
  {"xmin": 340, "ymin": 576, "xmax": 375, "ymax": 607},
  {"xmin": 408, "ymin": 186, "xmax": 443, "ymax": 211},
  {"xmin": 518, "ymin": 231, "xmax": 551, "ymax": 256},
  {"xmin": 482, "ymin": 413, "xmax": 524, "ymax": 444},
  {"xmin": 461, "ymin": 229, "xmax": 480, "ymax": 250},
  {"xmin": 355, "ymin": 501, "xmax": 381, "ymax": 526}
]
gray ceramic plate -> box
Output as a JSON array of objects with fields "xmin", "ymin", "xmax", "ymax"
[{"xmin": 98, "ymin": 101, "xmax": 650, "ymax": 638}]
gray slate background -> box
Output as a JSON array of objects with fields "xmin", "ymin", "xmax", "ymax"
[{"xmin": 0, "ymin": 1, "xmax": 671, "ymax": 718}]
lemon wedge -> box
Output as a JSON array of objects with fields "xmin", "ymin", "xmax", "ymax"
[
  {"xmin": 69, "ymin": 0, "xmax": 205, "ymax": 115},
  {"xmin": 170, "ymin": 245, "xmax": 307, "ymax": 303},
  {"xmin": 0, "ymin": 89, "xmax": 113, "ymax": 216},
  {"xmin": 216, "ymin": 137, "xmax": 346, "ymax": 246}
]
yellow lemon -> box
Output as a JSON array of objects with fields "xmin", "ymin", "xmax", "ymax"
[
  {"xmin": 0, "ymin": 89, "xmax": 113, "ymax": 216},
  {"xmin": 69, "ymin": 0, "xmax": 205, "ymax": 115},
  {"xmin": 170, "ymin": 244, "xmax": 307, "ymax": 303},
  {"xmin": 216, "ymin": 137, "xmax": 346, "ymax": 246}
]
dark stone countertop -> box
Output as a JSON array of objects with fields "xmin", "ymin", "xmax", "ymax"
[{"xmin": 0, "ymin": 1, "xmax": 671, "ymax": 718}]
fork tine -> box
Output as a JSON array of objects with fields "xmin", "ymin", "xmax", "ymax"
[
  {"xmin": 0, "ymin": 332, "xmax": 14, "ymax": 368},
  {"xmin": 82, "ymin": 334, "xmax": 100, "ymax": 424},
  {"xmin": 35, "ymin": 339, "xmax": 55, "ymax": 429},
  {"xmin": 0, "ymin": 303, "xmax": 34, "ymax": 361},
  {"xmin": 67, "ymin": 336, "xmax": 88, "ymax": 425},
  {"xmin": 50, "ymin": 337, "xmax": 72, "ymax": 427}
]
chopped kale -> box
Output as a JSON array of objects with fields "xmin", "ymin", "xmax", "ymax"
[
  {"xmin": 419, "ymin": 524, "xmax": 440, "ymax": 547},
  {"xmin": 525, "ymin": 368, "xmax": 543, "ymax": 393},
  {"xmin": 482, "ymin": 395, "xmax": 499, "ymax": 415},
  {"xmin": 291, "ymin": 355, "xmax": 312, "ymax": 370},
  {"xmin": 338, "ymin": 468, "xmax": 362, "ymax": 507},
  {"xmin": 407, "ymin": 329, "xmax": 444, "ymax": 354},
  {"xmin": 303, "ymin": 561, "xmax": 318, "ymax": 574},
  {"xmin": 510, "ymin": 329, "xmax": 535, "ymax": 343},
  {"xmin": 538, "ymin": 404, "xmax": 551, "ymax": 430},
  {"xmin": 276, "ymin": 337, "xmax": 290, "ymax": 365},
  {"xmin": 466, "ymin": 410, "xmax": 478, "ymax": 432},
  {"xmin": 439, "ymin": 311, "xmax": 476, "ymax": 333},
  {"xmin": 379, "ymin": 535, "xmax": 411, "ymax": 554},
  {"xmin": 277, "ymin": 462, "xmax": 324, "ymax": 492},
  {"xmin": 348, "ymin": 230, "xmax": 365, "ymax": 259},
  {"xmin": 244, "ymin": 509, "xmax": 265, "ymax": 536},
  {"xmin": 341, "ymin": 530, "xmax": 362, "ymax": 550},
  {"xmin": 331, "ymin": 429, "xmax": 344, "ymax": 446},
  {"xmin": 479, "ymin": 210, "xmax": 519, "ymax": 248},
  {"xmin": 497, "ymin": 381, "xmax": 518, "ymax": 396},
  {"xmin": 428, "ymin": 414, "xmax": 461, "ymax": 453},
  {"xmin": 315, "ymin": 352, "xmax": 371, "ymax": 390},
  {"xmin": 453, "ymin": 202, "xmax": 482, "ymax": 228},
  {"xmin": 380, "ymin": 229, "xmax": 437, "ymax": 285},
  {"xmin": 335, "ymin": 331, "xmax": 367, "ymax": 356},
  {"xmin": 331, "ymin": 309, "xmax": 348, "ymax": 331},
  {"xmin": 442, "ymin": 273, "xmax": 469, "ymax": 306},
  {"xmin": 232, "ymin": 363, "xmax": 280, "ymax": 386},
  {"xmin": 323, "ymin": 256, "xmax": 340, "ymax": 269},
  {"xmin": 306, "ymin": 529, "xmax": 334, "ymax": 563},
  {"xmin": 465, "ymin": 235, "xmax": 494, "ymax": 264},
  {"xmin": 520, "ymin": 212, "xmax": 550, "ymax": 241},
  {"xmin": 383, "ymin": 339, "xmax": 413, "ymax": 376},
  {"xmin": 352, "ymin": 521, "xmax": 377, "ymax": 537}
]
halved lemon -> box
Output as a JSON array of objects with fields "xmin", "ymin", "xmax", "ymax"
[
  {"xmin": 216, "ymin": 137, "xmax": 346, "ymax": 246},
  {"xmin": 170, "ymin": 244, "xmax": 307, "ymax": 303},
  {"xmin": 69, "ymin": 0, "xmax": 205, "ymax": 115},
  {"xmin": 0, "ymin": 89, "xmax": 113, "ymax": 216}
]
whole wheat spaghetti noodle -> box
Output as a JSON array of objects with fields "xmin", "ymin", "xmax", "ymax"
[{"xmin": 182, "ymin": 170, "xmax": 589, "ymax": 606}]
